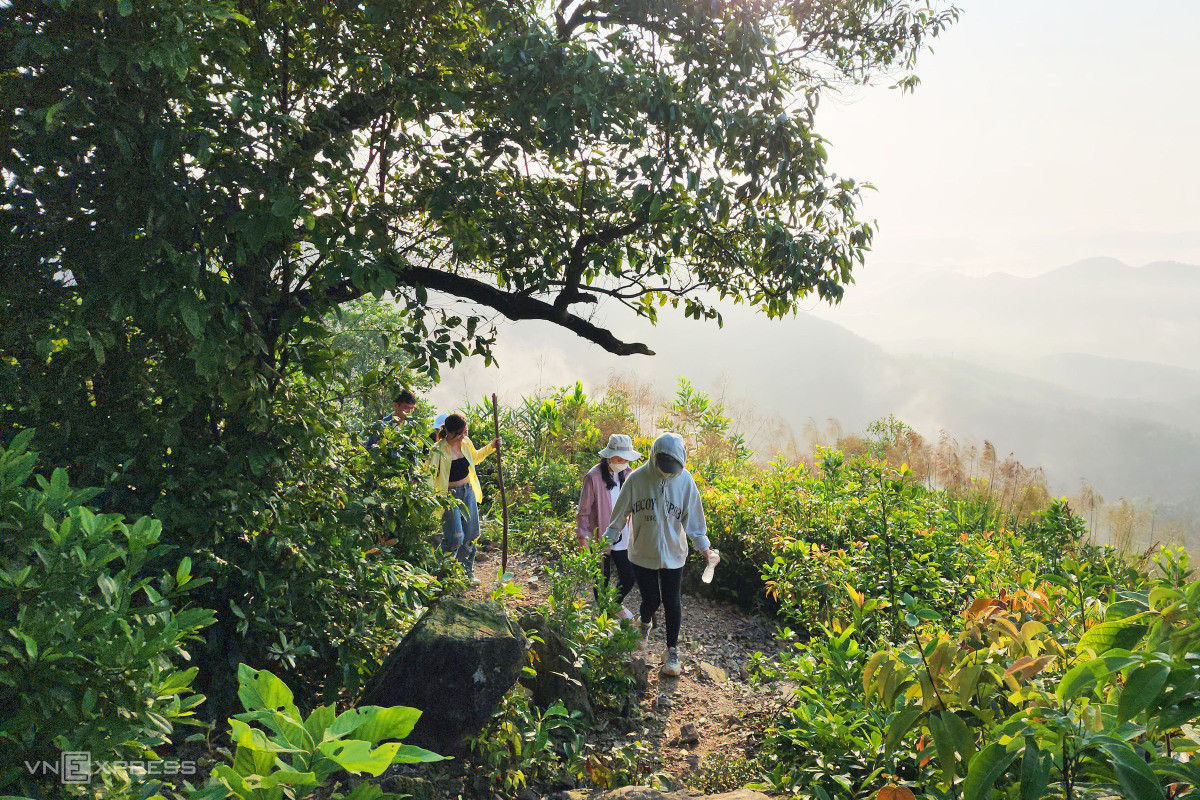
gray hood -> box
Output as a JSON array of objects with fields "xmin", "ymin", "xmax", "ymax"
[
  {"xmin": 650, "ymin": 432, "xmax": 687, "ymax": 477},
  {"xmin": 604, "ymin": 431, "xmax": 709, "ymax": 569}
]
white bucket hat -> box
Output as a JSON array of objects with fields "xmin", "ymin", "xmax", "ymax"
[{"xmin": 598, "ymin": 433, "xmax": 642, "ymax": 461}]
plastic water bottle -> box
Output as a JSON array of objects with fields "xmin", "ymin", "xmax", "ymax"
[{"xmin": 701, "ymin": 549, "xmax": 721, "ymax": 584}]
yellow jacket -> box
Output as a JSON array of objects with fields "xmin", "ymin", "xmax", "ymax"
[{"xmin": 429, "ymin": 436, "xmax": 496, "ymax": 515}]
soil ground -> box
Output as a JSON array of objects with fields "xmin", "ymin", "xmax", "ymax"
[{"xmin": 464, "ymin": 541, "xmax": 791, "ymax": 793}]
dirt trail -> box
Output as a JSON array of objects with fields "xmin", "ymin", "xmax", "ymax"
[{"xmin": 466, "ymin": 542, "xmax": 790, "ymax": 790}]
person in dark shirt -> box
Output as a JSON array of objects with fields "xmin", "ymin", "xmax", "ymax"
[{"xmin": 366, "ymin": 389, "xmax": 418, "ymax": 450}]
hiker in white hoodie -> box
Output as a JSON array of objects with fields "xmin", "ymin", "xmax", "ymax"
[{"xmin": 604, "ymin": 432, "xmax": 712, "ymax": 677}]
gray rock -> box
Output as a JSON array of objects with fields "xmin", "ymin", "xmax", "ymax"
[
  {"xmin": 629, "ymin": 652, "xmax": 652, "ymax": 692},
  {"xmin": 358, "ymin": 598, "xmax": 527, "ymax": 754}
]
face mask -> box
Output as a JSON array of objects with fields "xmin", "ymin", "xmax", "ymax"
[
  {"xmin": 608, "ymin": 458, "xmax": 629, "ymax": 471},
  {"xmin": 655, "ymin": 452, "xmax": 683, "ymax": 477}
]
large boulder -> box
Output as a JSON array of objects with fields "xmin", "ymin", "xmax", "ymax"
[
  {"xmin": 517, "ymin": 613, "xmax": 594, "ymax": 720},
  {"xmin": 358, "ymin": 598, "xmax": 527, "ymax": 754}
]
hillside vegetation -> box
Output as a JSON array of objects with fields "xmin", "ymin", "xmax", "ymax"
[{"xmin": 6, "ymin": 378, "xmax": 1199, "ymax": 800}]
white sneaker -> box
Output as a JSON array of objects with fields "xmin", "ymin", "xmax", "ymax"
[
  {"xmin": 469, "ymin": 575, "xmax": 481, "ymax": 586},
  {"xmin": 661, "ymin": 647, "xmax": 681, "ymax": 677},
  {"xmin": 617, "ymin": 606, "xmax": 634, "ymax": 621},
  {"xmin": 637, "ymin": 617, "xmax": 656, "ymax": 650}
]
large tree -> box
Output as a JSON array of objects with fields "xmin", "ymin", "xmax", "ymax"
[
  {"xmin": 1, "ymin": 0, "xmax": 958, "ymax": 713},
  {"xmin": 2, "ymin": 0, "xmax": 957, "ymax": 488}
]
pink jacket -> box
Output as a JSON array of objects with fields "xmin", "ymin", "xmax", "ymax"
[{"xmin": 576, "ymin": 462, "xmax": 632, "ymax": 542}]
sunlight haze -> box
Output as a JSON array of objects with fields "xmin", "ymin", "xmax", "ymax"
[{"xmin": 433, "ymin": 1, "xmax": 1200, "ymax": 546}]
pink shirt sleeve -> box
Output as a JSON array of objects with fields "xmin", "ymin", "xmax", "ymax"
[{"xmin": 576, "ymin": 470, "xmax": 598, "ymax": 541}]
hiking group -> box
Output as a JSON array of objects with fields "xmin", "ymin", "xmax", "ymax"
[{"xmin": 373, "ymin": 391, "xmax": 718, "ymax": 678}]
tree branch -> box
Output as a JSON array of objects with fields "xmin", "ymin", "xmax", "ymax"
[{"xmin": 320, "ymin": 263, "xmax": 654, "ymax": 356}]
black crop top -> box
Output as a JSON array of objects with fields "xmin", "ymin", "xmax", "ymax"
[{"xmin": 448, "ymin": 456, "xmax": 470, "ymax": 482}]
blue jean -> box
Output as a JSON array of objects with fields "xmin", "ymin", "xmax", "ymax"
[{"xmin": 441, "ymin": 484, "xmax": 479, "ymax": 576}]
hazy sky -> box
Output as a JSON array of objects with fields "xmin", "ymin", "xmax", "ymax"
[
  {"xmin": 810, "ymin": 0, "xmax": 1200, "ymax": 284},
  {"xmin": 432, "ymin": 1, "xmax": 1200, "ymax": 406}
]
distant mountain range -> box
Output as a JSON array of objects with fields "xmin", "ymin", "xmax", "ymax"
[
  {"xmin": 434, "ymin": 257, "xmax": 1200, "ymax": 544},
  {"xmin": 819, "ymin": 257, "xmax": 1200, "ymax": 370}
]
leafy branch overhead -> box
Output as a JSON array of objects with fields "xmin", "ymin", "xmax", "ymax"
[{"xmin": 3, "ymin": 0, "xmax": 959, "ymax": 361}]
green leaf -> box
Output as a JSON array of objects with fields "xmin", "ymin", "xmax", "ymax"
[
  {"xmin": 229, "ymin": 718, "xmax": 299, "ymax": 753},
  {"xmin": 963, "ymin": 742, "xmax": 1019, "ymax": 800},
  {"xmin": 928, "ymin": 711, "xmax": 958, "ymax": 788},
  {"xmin": 1158, "ymin": 697, "xmax": 1200, "ymax": 729},
  {"xmin": 237, "ymin": 665, "xmax": 298, "ymax": 716},
  {"xmin": 344, "ymin": 706, "xmax": 422, "ymax": 744},
  {"xmin": 390, "ymin": 744, "xmax": 444, "ymax": 763},
  {"xmin": 210, "ymin": 763, "xmax": 253, "ymax": 796},
  {"xmin": 157, "ymin": 666, "xmax": 199, "ymax": 697},
  {"xmin": 176, "ymin": 555, "xmax": 192, "ymax": 587},
  {"xmin": 343, "ymin": 783, "xmax": 387, "ymax": 800},
  {"xmin": 318, "ymin": 739, "xmax": 402, "ymax": 777},
  {"xmin": 885, "ymin": 704, "xmax": 923, "ymax": 755},
  {"xmin": 1019, "ymin": 737, "xmax": 1050, "ymax": 800},
  {"xmin": 231, "ymin": 741, "xmax": 276, "ymax": 777},
  {"xmin": 304, "ymin": 704, "xmax": 336, "ymax": 743},
  {"xmin": 941, "ymin": 708, "xmax": 976, "ymax": 762},
  {"xmin": 1118, "ymin": 662, "xmax": 1170, "ymax": 723},
  {"xmin": 117, "ymin": 0, "xmax": 133, "ymax": 17},
  {"xmin": 1077, "ymin": 617, "xmax": 1149, "ymax": 656},
  {"xmin": 1057, "ymin": 657, "xmax": 1107, "ymax": 702},
  {"xmin": 180, "ymin": 295, "xmax": 202, "ymax": 337},
  {"xmin": 255, "ymin": 769, "xmax": 317, "ymax": 789},
  {"xmin": 1099, "ymin": 741, "xmax": 1166, "ymax": 800}
]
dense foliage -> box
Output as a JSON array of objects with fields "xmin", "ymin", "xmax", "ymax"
[
  {"xmin": 463, "ymin": 380, "xmax": 1198, "ymax": 799},
  {"xmin": 3, "ymin": 0, "xmax": 961, "ymax": 790},
  {"xmin": 6, "ymin": 365, "xmax": 1192, "ymax": 799},
  {"xmin": 0, "ymin": 431, "xmax": 213, "ymax": 798}
]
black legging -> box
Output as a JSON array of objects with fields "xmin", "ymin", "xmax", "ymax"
[
  {"xmin": 632, "ymin": 564, "xmax": 684, "ymax": 648},
  {"xmin": 603, "ymin": 549, "xmax": 636, "ymax": 603}
]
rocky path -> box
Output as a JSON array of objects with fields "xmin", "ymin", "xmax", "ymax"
[{"xmin": 466, "ymin": 543, "xmax": 790, "ymax": 793}]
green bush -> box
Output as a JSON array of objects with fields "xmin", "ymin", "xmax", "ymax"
[
  {"xmin": 750, "ymin": 625, "xmax": 888, "ymax": 799},
  {"xmin": 540, "ymin": 544, "xmax": 638, "ymax": 709},
  {"xmin": 187, "ymin": 417, "xmax": 454, "ymax": 717},
  {"xmin": 855, "ymin": 545, "xmax": 1192, "ymax": 800},
  {"xmin": 192, "ymin": 664, "xmax": 441, "ymax": 800},
  {"xmin": 698, "ymin": 462, "xmax": 805, "ymax": 609},
  {"xmin": 0, "ymin": 430, "xmax": 214, "ymax": 799}
]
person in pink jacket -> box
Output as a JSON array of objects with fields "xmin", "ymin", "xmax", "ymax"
[{"xmin": 576, "ymin": 434, "xmax": 642, "ymax": 620}]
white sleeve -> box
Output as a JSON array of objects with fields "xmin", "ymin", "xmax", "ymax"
[
  {"xmin": 682, "ymin": 480, "xmax": 711, "ymax": 552},
  {"xmin": 604, "ymin": 480, "xmax": 633, "ymax": 543}
]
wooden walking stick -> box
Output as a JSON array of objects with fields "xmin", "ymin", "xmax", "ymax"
[{"xmin": 491, "ymin": 393, "xmax": 510, "ymax": 578}]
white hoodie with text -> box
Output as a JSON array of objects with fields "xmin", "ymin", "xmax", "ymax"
[{"xmin": 604, "ymin": 433, "xmax": 711, "ymax": 570}]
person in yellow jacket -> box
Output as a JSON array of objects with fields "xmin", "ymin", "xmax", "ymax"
[{"xmin": 429, "ymin": 413, "xmax": 498, "ymax": 584}]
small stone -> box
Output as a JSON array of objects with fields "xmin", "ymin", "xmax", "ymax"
[
  {"xmin": 699, "ymin": 662, "xmax": 728, "ymax": 684},
  {"xmin": 655, "ymin": 692, "xmax": 673, "ymax": 709},
  {"xmin": 685, "ymin": 753, "xmax": 701, "ymax": 769},
  {"xmin": 679, "ymin": 722, "xmax": 700, "ymax": 746},
  {"xmin": 527, "ymin": 575, "xmax": 539, "ymax": 585},
  {"xmin": 630, "ymin": 653, "xmax": 651, "ymax": 692},
  {"xmin": 517, "ymin": 788, "xmax": 537, "ymax": 800}
]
